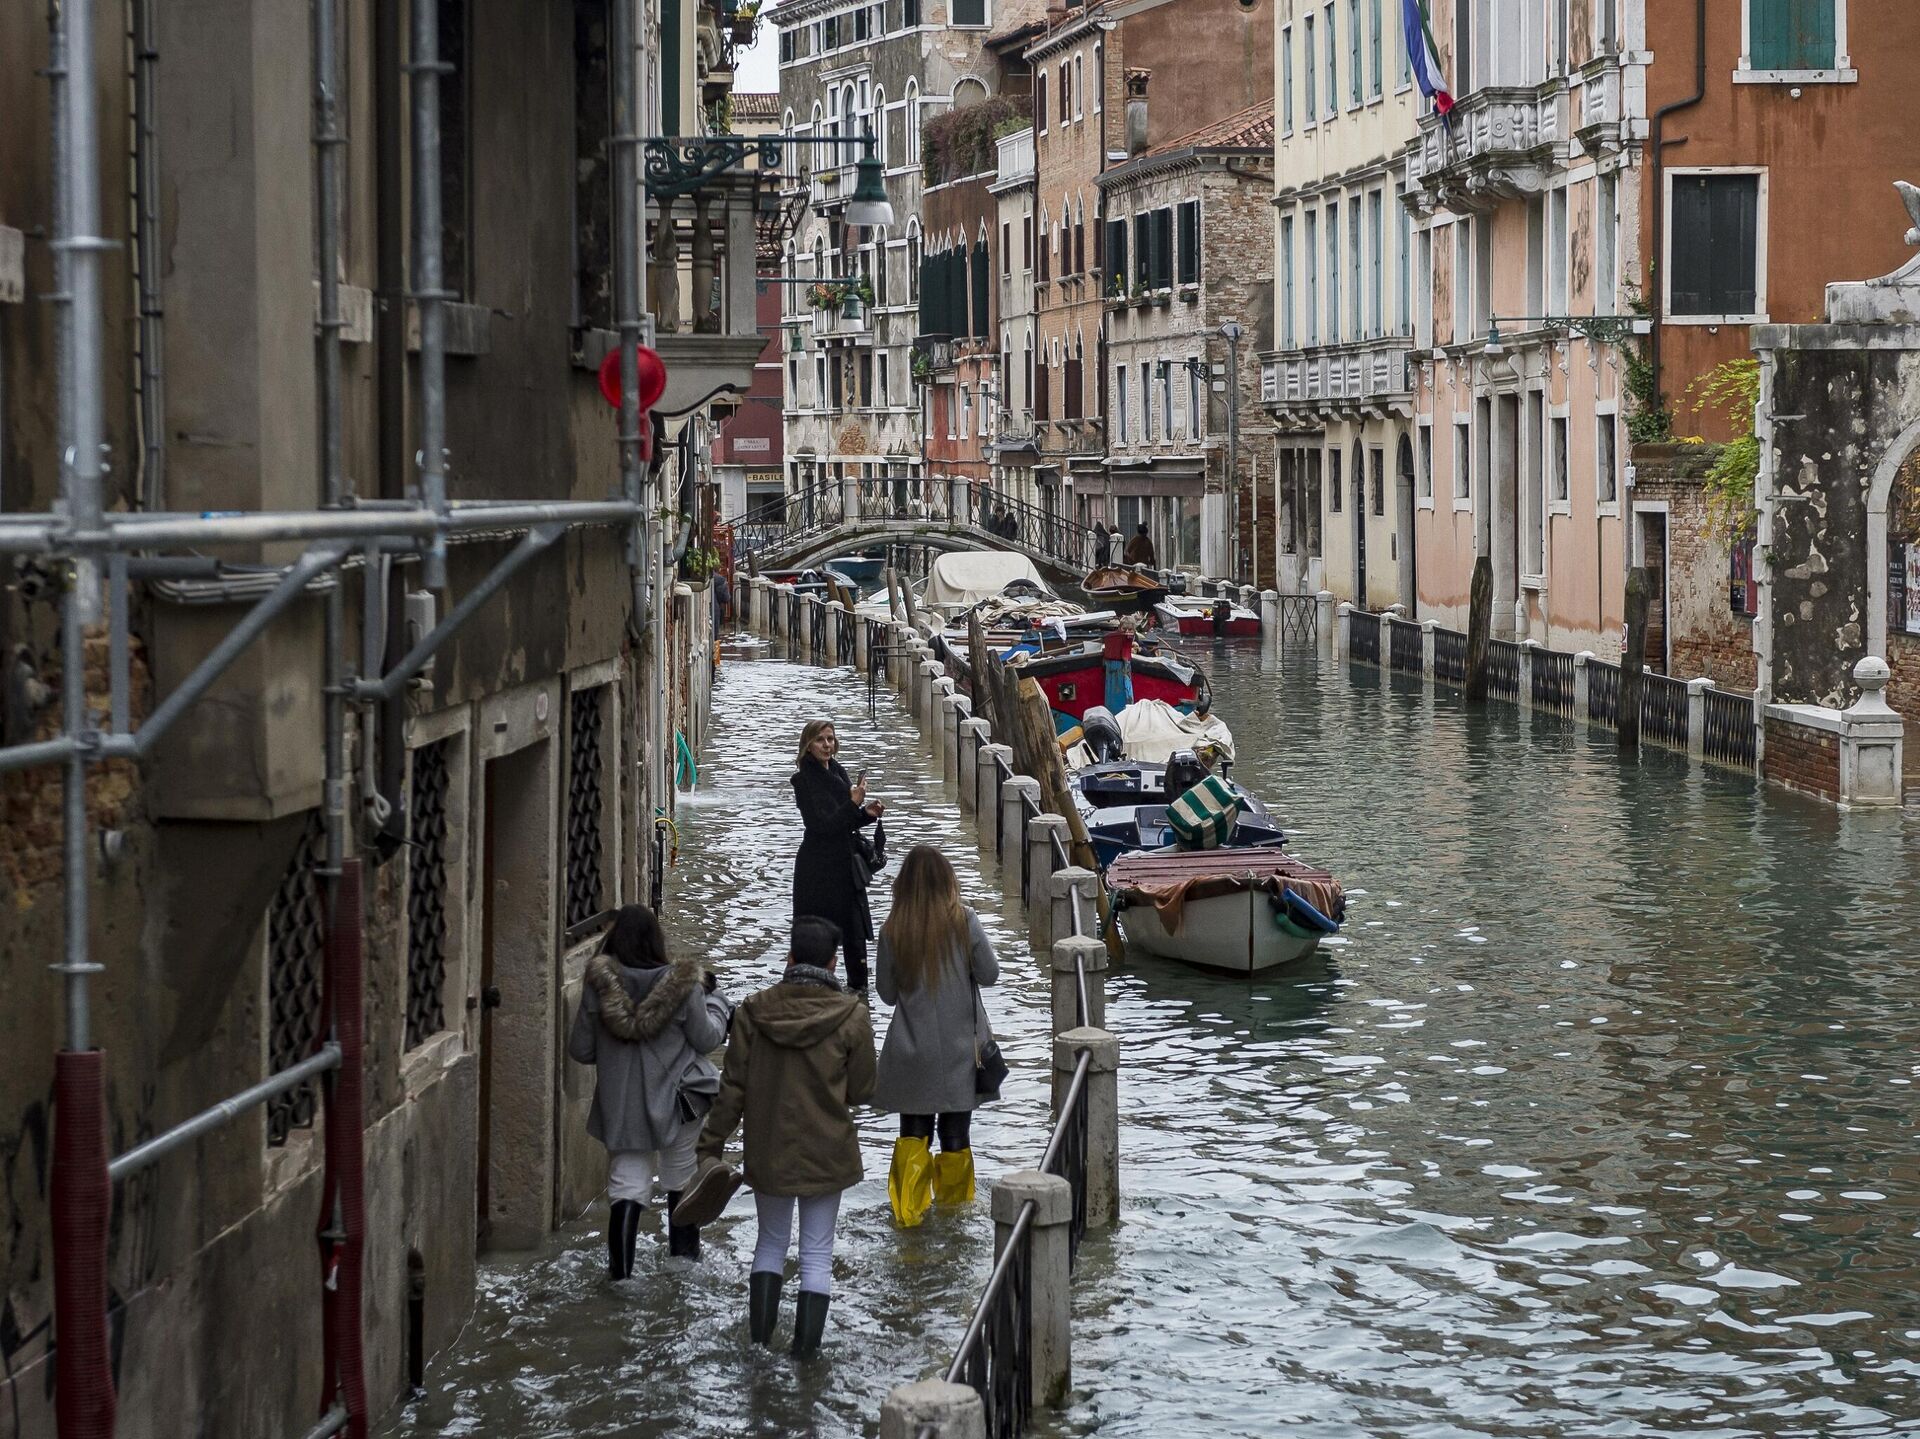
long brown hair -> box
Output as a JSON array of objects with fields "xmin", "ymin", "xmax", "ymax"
[
  {"xmin": 882, "ymin": 846, "xmax": 968, "ymax": 994},
  {"xmin": 796, "ymin": 718, "xmax": 836, "ymax": 768}
]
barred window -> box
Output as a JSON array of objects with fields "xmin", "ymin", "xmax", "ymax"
[
  {"xmin": 566, "ymin": 686, "xmax": 609, "ymax": 932},
  {"xmin": 406, "ymin": 740, "xmax": 454, "ymax": 1049},
  {"xmin": 267, "ymin": 812, "xmax": 327, "ymax": 1146}
]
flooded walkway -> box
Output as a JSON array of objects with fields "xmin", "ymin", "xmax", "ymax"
[{"xmin": 384, "ymin": 637, "xmax": 1920, "ymax": 1439}]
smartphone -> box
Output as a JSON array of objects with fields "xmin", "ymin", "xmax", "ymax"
[{"xmin": 857, "ymin": 771, "xmax": 867, "ymax": 787}]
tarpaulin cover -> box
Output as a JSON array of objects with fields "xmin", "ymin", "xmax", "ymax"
[
  {"xmin": 1107, "ymin": 848, "xmax": 1344, "ymax": 937},
  {"xmin": 922, "ymin": 552, "xmax": 1047, "ymax": 610},
  {"xmin": 1115, "ymin": 698, "xmax": 1237, "ymax": 762}
]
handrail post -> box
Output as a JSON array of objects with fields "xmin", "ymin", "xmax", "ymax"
[
  {"xmin": 1573, "ymin": 649, "xmax": 1594, "ymax": 723},
  {"xmin": 999, "ymin": 775, "xmax": 1041, "ymax": 892},
  {"xmin": 1049, "ymin": 933, "xmax": 1106, "ymax": 1035},
  {"xmin": 916, "ymin": 659, "xmax": 944, "ymax": 728},
  {"xmin": 931, "ymin": 676, "xmax": 957, "ymax": 759},
  {"xmin": 977, "ymin": 744, "xmax": 1014, "ymax": 852},
  {"xmin": 945, "ymin": 692, "xmax": 972, "ymax": 789},
  {"xmin": 1519, "ymin": 639, "xmax": 1541, "ymax": 712},
  {"xmin": 880, "ymin": 1380, "xmax": 986, "ymax": 1438},
  {"xmin": 957, "ymin": 717, "xmax": 990, "ymax": 814},
  {"xmin": 1260, "ymin": 588, "xmax": 1280, "ymax": 659},
  {"xmin": 1053, "ymin": 1028, "xmax": 1119, "ymax": 1230},
  {"xmin": 1047, "ymin": 866, "xmax": 1097, "ymax": 959},
  {"xmin": 853, "ymin": 608, "xmax": 870, "ymax": 670},
  {"xmin": 1025, "ymin": 813, "xmax": 1068, "ymax": 947},
  {"xmin": 1686, "ymin": 677, "xmax": 1712, "ymax": 759},
  {"xmin": 991, "ymin": 1171, "xmax": 1074, "ymax": 1407}
]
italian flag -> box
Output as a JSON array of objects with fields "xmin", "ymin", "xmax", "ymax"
[{"xmin": 1401, "ymin": 0, "xmax": 1455, "ymax": 120}]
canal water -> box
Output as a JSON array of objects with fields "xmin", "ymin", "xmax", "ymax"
[{"xmin": 382, "ymin": 636, "xmax": 1920, "ymax": 1439}]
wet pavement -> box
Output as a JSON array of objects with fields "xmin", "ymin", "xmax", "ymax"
[{"xmin": 382, "ymin": 635, "xmax": 1920, "ymax": 1439}]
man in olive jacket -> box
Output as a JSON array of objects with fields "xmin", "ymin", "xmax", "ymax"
[{"xmin": 691, "ymin": 917, "xmax": 876, "ymax": 1357}]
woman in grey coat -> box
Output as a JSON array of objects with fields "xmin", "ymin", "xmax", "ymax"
[
  {"xmin": 873, "ymin": 846, "xmax": 999, "ymax": 1227},
  {"xmin": 567, "ymin": 905, "xmax": 730, "ymax": 1277}
]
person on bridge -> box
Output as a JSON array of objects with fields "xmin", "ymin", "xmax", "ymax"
[
  {"xmin": 1092, "ymin": 521, "xmax": 1112, "ymax": 568},
  {"xmin": 566, "ymin": 905, "xmax": 731, "ymax": 1278},
  {"xmin": 682, "ymin": 916, "xmax": 876, "ymax": 1357},
  {"xmin": 790, "ymin": 718, "xmax": 884, "ymax": 996},
  {"xmin": 873, "ymin": 846, "xmax": 1001, "ymax": 1227},
  {"xmin": 1124, "ymin": 522, "xmax": 1157, "ymax": 567}
]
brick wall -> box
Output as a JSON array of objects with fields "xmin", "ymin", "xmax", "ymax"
[
  {"xmin": 1762, "ymin": 714, "xmax": 1840, "ymax": 804},
  {"xmin": 1631, "ymin": 444, "xmax": 1758, "ymax": 690}
]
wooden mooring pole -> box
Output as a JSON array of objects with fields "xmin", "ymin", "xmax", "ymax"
[
  {"xmin": 1463, "ymin": 555, "xmax": 1492, "ymax": 703},
  {"xmin": 1619, "ymin": 566, "xmax": 1650, "ymax": 751}
]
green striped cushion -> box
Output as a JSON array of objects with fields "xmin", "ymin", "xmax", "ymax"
[{"xmin": 1167, "ymin": 774, "xmax": 1241, "ymax": 850}]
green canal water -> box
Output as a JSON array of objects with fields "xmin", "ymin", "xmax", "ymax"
[{"xmin": 380, "ymin": 638, "xmax": 1920, "ymax": 1438}]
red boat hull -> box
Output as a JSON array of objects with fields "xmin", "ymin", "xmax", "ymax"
[{"xmin": 1162, "ymin": 612, "xmax": 1261, "ymax": 638}]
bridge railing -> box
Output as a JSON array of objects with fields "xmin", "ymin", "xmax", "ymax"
[
  {"xmin": 952, "ymin": 482, "xmax": 1094, "ymax": 573},
  {"xmin": 731, "ymin": 479, "xmax": 844, "ymax": 560}
]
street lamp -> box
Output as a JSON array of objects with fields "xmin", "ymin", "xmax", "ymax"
[
  {"xmin": 1219, "ymin": 322, "xmax": 1245, "ymax": 582},
  {"xmin": 644, "ymin": 130, "xmax": 893, "ymax": 229}
]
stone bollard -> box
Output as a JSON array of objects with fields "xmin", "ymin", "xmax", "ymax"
[
  {"xmin": 957, "ymin": 717, "xmax": 990, "ymax": 814},
  {"xmin": 1026, "ymin": 813, "xmax": 1069, "ymax": 943},
  {"xmin": 976, "ymin": 743, "xmax": 1013, "ymax": 852},
  {"xmin": 999, "ymin": 775, "xmax": 1041, "ymax": 891},
  {"xmin": 915, "ymin": 659, "xmax": 942, "ymax": 724},
  {"xmin": 1572, "ymin": 650, "xmax": 1594, "ymax": 722},
  {"xmin": 1686, "ymin": 677, "xmax": 1712, "ymax": 758},
  {"xmin": 932, "ymin": 681, "xmax": 959, "ymax": 770},
  {"xmin": 880, "ymin": 1380, "xmax": 986, "ymax": 1439},
  {"xmin": 1335, "ymin": 602, "xmax": 1352, "ymax": 662},
  {"xmin": 1052, "ymin": 1027, "xmax": 1120, "ymax": 1231},
  {"xmin": 947, "ymin": 694, "xmax": 973, "ymax": 788},
  {"xmin": 853, "ymin": 609, "xmax": 870, "ymax": 672},
  {"xmin": 1260, "ymin": 589, "xmax": 1280, "ymax": 658},
  {"xmin": 1049, "ymin": 932, "xmax": 1107, "ymax": 1035},
  {"xmin": 1421, "ymin": 618, "xmax": 1438, "ymax": 676},
  {"xmin": 1315, "ymin": 589, "xmax": 1336, "ymax": 660},
  {"xmin": 1519, "ymin": 639, "xmax": 1541, "ymax": 711},
  {"xmin": 1048, "ymin": 865, "xmax": 1097, "ymax": 951},
  {"xmin": 1239, "ymin": 584, "xmax": 1257, "ymax": 615},
  {"xmin": 990, "ymin": 1169, "xmax": 1074, "ymax": 1407},
  {"xmin": 1839, "ymin": 657, "xmax": 1904, "ymax": 806}
]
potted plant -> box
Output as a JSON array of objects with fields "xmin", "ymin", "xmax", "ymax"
[
  {"xmin": 1129, "ymin": 281, "xmax": 1149, "ymax": 307},
  {"xmin": 681, "ymin": 543, "xmax": 724, "ymax": 585},
  {"xmin": 807, "ymin": 281, "xmax": 842, "ymax": 311},
  {"xmin": 1107, "ymin": 273, "xmax": 1128, "ymax": 301},
  {"xmin": 911, "ymin": 348, "xmax": 934, "ymax": 384},
  {"xmin": 840, "ymin": 277, "xmax": 875, "ymax": 319}
]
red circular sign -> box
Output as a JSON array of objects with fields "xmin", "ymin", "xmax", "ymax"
[{"xmin": 598, "ymin": 344, "xmax": 668, "ymax": 411}]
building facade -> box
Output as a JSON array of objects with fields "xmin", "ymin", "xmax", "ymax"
[
  {"xmin": 992, "ymin": 123, "xmax": 1043, "ymax": 512},
  {"xmin": 1264, "ymin": 0, "xmax": 1421, "ymax": 606},
  {"xmin": 1102, "ymin": 101, "xmax": 1276, "ymax": 579}
]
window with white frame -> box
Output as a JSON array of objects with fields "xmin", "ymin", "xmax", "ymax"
[
  {"xmin": 1667, "ymin": 170, "xmax": 1765, "ymax": 321},
  {"xmin": 1305, "ymin": 210, "xmax": 1320, "ymax": 345},
  {"xmin": 1281, "ymin": 216, "xmax": 1296, "ymax": 348},
  {"xmin": 1094, "ymin": 42, "xmax": 1103, "ymax": 111},
  {"xmin": 1451, "ymin": 221, "xmax": 1469, "ymax": 345},
  {"xmin": 1741, "ymin": 0, "xmax": 1850, "ymax": 79},
  {"xmin": 1548, "ymin": 186, "xmax": 1568, "ymax": 316},
  {"xmin": 1597, "ymin": 409, "xmax": 1618, "ymax": 505},
  {"xmin": 1282, "ymin": 26, "xmax": 1294, "ymax": 131},
  {"xmin": 1418, "ymin": 421, "xmax": 1433, "ymax": 500},
  {"xmin": 1323, "ymin": 3, "xmax": 1337, "ymax": 116},
  {"xmin": 1159, "ymin": 362, "xmax": 1173, "ymax": 438},
  {"xmin": 1524, "ymin": 389, "xmax": 1545, "ymax": 577},
  {"xmin": 1327, "ymin": 200, "xmax": 1341, "ymax": 343},
  {"xmin": 952, "ymin": 0, "xmax": 988, "ymax": 27},
  {"xmin": 1073, "ymin": 54, "xmax": 1084, "ymax": 120},
  {"xmin": 1116, "ymin": 367, "xmax": 1130, "ymax": 443},
  {"xmin": 1416, "ymin": 225, "xmax": 1433, "ymax": 346},
  {"xmin": 1550, "ymin": 412, "xmax": 1569, "ymax": 503},
  {"xmin": 1453, "ymin": 419, "xmax": 1470, "ymax": 500},
  {"xmin": 1348, "ymin": 203, "xmax": 1362, "ymax": 341},
  {"xmin": 1396, "ymin": 199, "xmax": 1411, "ymax": 335},
  {"xmin": 1142, "ymin": 362, "xmax": 1155, "ymax": 441},
  {"xmin": 1348, "ymin": 0, "xmax": 1362, "ymax": 106},
  {"xmin": 1367, "ymin": 189, "xmax": 1383, "ymax": 339},
  {"xmin": 1304, "ymin": 15, "xmax": 1318, "ymax": 120},
  {"xmin": 1188, "ymin": 361, "xmax": 1203, "ymax": 438},
  {"xmin": 1370, "ymin": 0, "xmax": 1383, "ymax": 95},
  {"xmin": 904, "ymin": 83, "xmax": 920, "ymax": 166}
]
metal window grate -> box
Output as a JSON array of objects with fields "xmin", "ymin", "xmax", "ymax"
[
  {"xmin": 406, "ymin": 739, "xmax": 453, "ymax": 1049},
  {"xmin": 567, "ymin": 686, "xmax": 607, "ymax": 931},
  {"xmin": 267, "ymin": 811, "xmax": 328, "ymax": 1146}
]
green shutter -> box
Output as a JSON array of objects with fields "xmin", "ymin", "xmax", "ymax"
[
  {"xmin": 662, "ymin": 0, "xmax": 682, "ymax": 133},
  {"xmin": 1751, "ymin": 0, "xmax": 1834, "ymax": 68},
  {"xmin": 1791, "ymin": 0, "xmax": 1835, "ymax": 68}
]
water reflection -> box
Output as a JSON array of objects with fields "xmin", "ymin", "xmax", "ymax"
[{"xmin": 383, "ymin": 637, "xmax": 1920, "ymax": 1439}]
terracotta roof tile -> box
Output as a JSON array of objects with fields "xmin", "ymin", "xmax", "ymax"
[
  {"xmin": 732, "ymin": 92, "xmax": 780, "ymax": 121},
  {"xmin": 1145, "ymin": 98, "xmax": 1275, "ymax": 158}
]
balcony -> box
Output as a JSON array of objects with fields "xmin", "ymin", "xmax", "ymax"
[
  {"xmin": 1258, "ymin": 335, "xmax": 1416, "ymax": 421},
  {"xmin": 994, "ymin": 127, "xmax": 1034, "ymax": 188},
  {"xmin": 995, "ymin": 407, "xmax": 1039, "ymax": 453},
  {"xmin": 1403, "ymin": 82, "xmax": 1570, "ymax": 215},
  {"xmin": 640, "ymin": 168, "xmax": 765, "ymax": 412},
  {"xmin": 1574, "ymin": 58, "xmax": 1622, "ymax": 156}
]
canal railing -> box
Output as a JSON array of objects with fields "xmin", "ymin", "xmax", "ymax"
[
  {"xmin": 735, "ymin": 575, "xmax": 1118, "ymax": 1438},
  {"xmin": 1332, "ymin": 601, "xmax": 1763, "ymax": 775}
]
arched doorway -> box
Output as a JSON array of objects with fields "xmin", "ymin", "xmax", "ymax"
[
  {"xmin": 1396, "ymin": 432, "xmax": 1417, "ymax": 613},
  {"xmin": 1350, "ymin": 440, "xmax": 1367, "ymax": 605}
]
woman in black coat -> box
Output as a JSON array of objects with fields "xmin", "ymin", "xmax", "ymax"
[{"xmin": 791, "ymin": 719, "xmax": 885, "ymax": 994}]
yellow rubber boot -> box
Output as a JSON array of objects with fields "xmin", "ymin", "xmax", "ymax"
[
  {"xmin": 888, "ymin": 1136, "xmax": 934, "ymax": 1227},
  {"xmin": 933, "ymin": 1148, "xmax": 976, "ymax": 1206}
]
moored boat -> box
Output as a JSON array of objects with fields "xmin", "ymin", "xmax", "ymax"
[
  {"xmin": 1082, "ymin": 564, "xmax": 1168, "ymax": 614},
  {"xmin": 1105, "ymin": 848, "xmax": 1344, "ymax": 974},
  {"xmin": 1153, "ymin": 594, "xmax": 1261, "ymax": 638}
]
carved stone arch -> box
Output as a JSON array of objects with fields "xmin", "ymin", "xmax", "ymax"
[
  {"xmin": 1867, "ymin": 413, "xmax": 1920, "ymax": 658},
  {"xmin": 953, "ymin": 75, "xmax": 991, "ymax": 109}
]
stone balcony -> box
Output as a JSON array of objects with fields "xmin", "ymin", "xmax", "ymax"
[
  {"xmin": 1259, "ymin": 335, "xmax": 1416, "ymax": 422},
  {"xmin": 1402, "ymin": 82, "xmax": 1570, "ymax": 216},
  {"xmin": 639, "ymin": 168, "xmax": 765, "ymax": 413},
  {"xmin": 1574, "ymin": 57, "xmax": 1622, "ymax": 156}
]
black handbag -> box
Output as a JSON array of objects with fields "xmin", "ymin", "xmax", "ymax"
[
  {"xmin": 972, "ymin": 979, "xmax": 1007, "ymax": 1100},
  {"xmin": 851, "ymin": 818, "xmax": 888, "ymax": 890}
]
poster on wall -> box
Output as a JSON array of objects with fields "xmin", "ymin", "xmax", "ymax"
[{"xmin": 1904, "ymin": 540, "xmax": 1920, "ymax": 636}]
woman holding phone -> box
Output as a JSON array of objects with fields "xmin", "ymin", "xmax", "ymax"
[{"xmin": 791, "ymin": 719, "xmax": 884, "ymax": 995}]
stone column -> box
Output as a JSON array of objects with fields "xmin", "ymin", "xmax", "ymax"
[
  {"xmin": 1049, "ymin": 933, "xmax": 1107, "ymax": 1035},
  {"xmin": 977, "ymin": 743, "xmax": 1013, "ymax": 851},
  {"xmin": 1260, "ymin": 589, "xmax": 1280, "ymax": 658},
  {"xmin": 1052, "ymin": 1027, "xmax": 1119, "ymax": 1230},
  {"xmin": 999, "ymin": 775, "xmax": 1042, "ymax": 894},
  {"xmin": 957, "ymin": 717, "xmax": 991, "ymax": 814},
  {"xmin": 990, "ymin": 1169, "xmax": 1074, "ymax": 1407},
  {"xmin": 1315, "ymin": 589, "xmax": 1335, "ymax": 660},
  {"xmin": 1687, "ymin": 677, "xmax": 1712, "ymax": 758},
  {"xmin": 880, "ymin": 1380, "xmax": 986, "ymax": 1439},
  {"xmin": 1026, "ymin": 813, "xmax": 1069, "ymax": 944},
  {"xmin": 1839, "ymin": 657, "xmax": 1906, "ymax": 806},
  {"xmin": 1573, "ymin": 650, "xmax": 1594, "ymax": 723}
]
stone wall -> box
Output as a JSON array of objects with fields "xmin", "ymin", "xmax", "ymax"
[
  {"xmin": 1630, "ymin": 444, "xmax": 1759, "ymax": 690},
  {"xmin": 1762, "ymin": 712, "xmax": 1841, "ymax": 804}
]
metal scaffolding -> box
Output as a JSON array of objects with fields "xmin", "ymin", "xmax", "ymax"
[{"xmin": 8, "ymin": 0, "xmax": 662, "ymax": 1434}]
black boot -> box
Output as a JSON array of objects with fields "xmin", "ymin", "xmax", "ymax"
[
  {"xmin": 791, "ymin": 1290, "xmax": 831, "ymax": 1358},
  {"xmin": 664, "ymin": 1191, "xmax": 701, "ymax": 1259},
  {"xmin": 749, "ymin": 1271, "xmax": 784, "ymax": 1346},
  {"xmin": 607, "ymin": 1200, "xmax": 642, "ymax": 1280}
]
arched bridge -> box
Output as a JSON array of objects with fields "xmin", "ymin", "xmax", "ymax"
[{"xmin": 731, "ymin": 477, "xmax": 1098, "ymax": 585}]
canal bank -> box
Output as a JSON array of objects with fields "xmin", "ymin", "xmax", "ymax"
[{"xmin": 386, "ymin": 634, "xmax": 1920, "ymax": 1438}]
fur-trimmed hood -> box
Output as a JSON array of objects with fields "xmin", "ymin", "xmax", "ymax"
[{"xmin": 587, "ymin": 952, "xmax": 707, "ymax": 1043}]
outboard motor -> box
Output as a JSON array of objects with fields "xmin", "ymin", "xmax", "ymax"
[
  {"xmin": 1164, "ymin": 748, "xmax": 1207, "ymax": 800},
  {"xmin": 1080, "ymin": 705, "xmax": 1124, "ymax": 763},
  {"xmin": 1211, "ymin": 597, "xmax": 1231, "ymax": 635}
]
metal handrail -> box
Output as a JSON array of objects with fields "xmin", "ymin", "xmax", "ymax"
[{"xmin": 108, "ymin": 1042, "xmax": 344, "ymax": 1181}]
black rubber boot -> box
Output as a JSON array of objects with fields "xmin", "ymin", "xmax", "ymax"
[
  {"xmin": 664, "ymin": 1191, "xmax": 700, "ymax": 1259},
  {"xmin": 607, "ymin": 1200, "xmax": 642, "ymax": 1280},
  {"xmin": 749, "ymin": 1271, "xmax": 784, "ymax": 1346},
  {"xmin": 791, "ymin": 1290, "xmax": 831, "ymax": 1358}
]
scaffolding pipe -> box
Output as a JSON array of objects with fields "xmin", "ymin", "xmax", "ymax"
[
  {"xmin": 107, "ymin": 1044, "xmax": 344, "ymax": 1182},
  {"xmin": 131, "ymin": 0, "xmax": 166, "ymax": 512},
  {"xmin": 0, "ymin": 499, "xmax": 641, "ymax": 552},
  {"xmin": 408, "ymin": 0, "xmax": 449, "ymax": 589},
  {"xmin": 315, "ymin": 0, "xmax": 350, "ymax": 885}
]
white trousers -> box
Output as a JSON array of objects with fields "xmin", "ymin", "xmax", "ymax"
[
  {"xmin": 752, "ymin": 1190, "xmax": 843, "ymax": 1295},
  {"xmin": 608, "ymin": 1124, "xmax": 699, "ymax": 1204}
]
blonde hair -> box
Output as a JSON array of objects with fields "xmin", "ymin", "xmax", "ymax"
[
  {"xmin": 796, "ymin": 718, "xmax": 836, "ymax": 768},
  {"xmin": 881, "ymin": 846, "xmax": 968, "ymax": 995}
]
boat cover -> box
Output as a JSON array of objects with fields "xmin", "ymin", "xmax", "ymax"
[
  {"xmin": 1106, "ymin": 849, "xmax": 1344, "ymax": 938},
  {"xmin": 923, "ymin": 552, "xmax": 1048, "ymax": 610},
  {"xmin": 1116, "ymin": 698, "xmax": 1237, "ymax": 763}
]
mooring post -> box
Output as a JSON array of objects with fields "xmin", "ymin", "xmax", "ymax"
[
  {"xmin": 991, "ymin": 1169, "xmax": 1074, "ymax": 1407},
  {"xmin": 1687, "ymin": 677, "xmax": 1712, "ymax": 758},
  {"xmin": 879, "ymin": 1380, "xmax": 987, "ymax": 1439},
  {"xmin": 977, "ymin": 743, "xmax": 1013, "ymax": 852},
  {"xmin": 1260, "ymin": 589, "xmax": 1279, "ymax": 659},
  {"xmin": 957, "ymin": 717, "xmax": 990, "ymax": 813},
  {"xmin": 1463, "ymin": 554, "xmax": 1493, "ymax": 704},
  {"xmin": 1026, "ymin": 813, "xmax": 1068, "ymax": 946},
  {"xmin": 999, "ymin": 775, "xmax": 1041, "ymax": 892},
  {"xmin": 1049, "ymin": 931, "xmax": 1106, "ymax": 1036},
  {"xmin": 1519, "ymin": 639, "xmax": 1540, "ymax": 712},
  {"xmin": 1054, "ymin": 1027, "xmax": 1119, "ymax": 1230},
  {"xmin": 1047, "ymin": 866, "xmax": 1098, "ymax": 960},
  {"xmin": 1335, "ymin": 602, "xmax": 1352, "ymax": 662},
  {"xmin": 1315, "ymin": 589, "xmax": 1335, "ymax": 660},
  {"xmin": 947, "ymin": 693, "xmax": 973, "ymax": 788},
  {"xmin": 1619, "ymin": 566, "xmax": 1650, "ymax": 750},
  {"xmin": 931, "ymin": 678, "xmax": 957, "ymax": 767}
]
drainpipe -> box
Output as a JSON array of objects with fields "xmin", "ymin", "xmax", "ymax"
[
  {"xmin": 130, "ymin": 0, "xmax": 166, "ymax": 512},
  {"xmin": 375, "ymin": 0, "xmax": 410, "ymax": 862},
  {"xmin": 410, "ymin": 0, "xmax": 450, "ymax": 590},
  {"xmin": 1647, "ymin": 0, "xmax": 1706, "ymax": 418},
  {"xmin": 315, "ymin": 0, "xmax": 350, "ymax": 877}
]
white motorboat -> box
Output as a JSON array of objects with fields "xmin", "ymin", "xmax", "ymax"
[{"xmin": 1105, "ymin": 847, "xmax": 1344, "ymax": 975}]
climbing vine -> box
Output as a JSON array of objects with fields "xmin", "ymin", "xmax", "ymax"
[
  {"xmin": 1620, "ymin": 282, "xmax": 1672, "ymax": 445},
  {"xmin": 1680, "ymin": 357, "xmax": 1761, "ymax": 541}
]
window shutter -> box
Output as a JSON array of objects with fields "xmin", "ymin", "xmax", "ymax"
[
  {"xmin": 1133, "ymin": 214, "xmax": 1149, "ymax": 287},
  {"xmin": 1177, "ymin": 201, "xmax": 1200, "ymax": 285},
  {"xmin": 1152, "ymin": 208, "xmax": 1173, "ymax": 289},
  {"xmin": 1711, "ymin": 176, "xmax": 1759, "ymax": 314},
  {"xmin": 1791, "ymin": 0, "xmax": 1835, "ymax": 68},
  {"xmin": 1749, "ymin": 0, "xmax": 1793, "ymax": 67},
  {"xmin": 1107, "ymin": 219, "xmax": 1126, "ymax": 287},
  {"xmin": 972, "ymin": 240, "xmax": 990, "ymax": 336}
]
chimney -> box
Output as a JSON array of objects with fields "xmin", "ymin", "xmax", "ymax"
[{"xmin": 1125, "ymin": 69, "xmax": 1151, "ymax": 157}]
